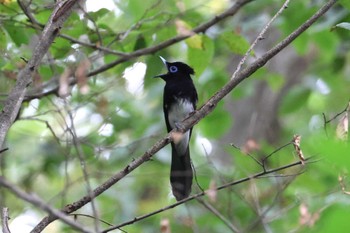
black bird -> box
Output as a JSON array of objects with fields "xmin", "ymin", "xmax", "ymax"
[{"xmin": 154, "ymin": 56, "xmax": 198, "ymax": 201}]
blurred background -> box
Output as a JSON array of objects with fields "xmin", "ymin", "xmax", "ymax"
[{"xmin": 1, "ymin": 0, "xmax": 350, "ymax": 232}]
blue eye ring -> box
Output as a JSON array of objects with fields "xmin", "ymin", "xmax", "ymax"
[{"xmin": 169, "ymin": 66, "xmax": 178, "ymax": 73}]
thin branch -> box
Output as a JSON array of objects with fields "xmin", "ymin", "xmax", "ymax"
[
  {"xmin": 17, "ymin": 0, "xmax": 43, "ymax": 29},
  {"xmin": 245, "ymin": 175, "xmax": 298, "ymax": 232},
  {"xmin": 0, "ymin": 148, "xmax": 9, "ymax": 154},
  {"xmin": 102, "ymin": 160, "xmax": 306, "ymax": 232},
  {"xmin": 180, "ymin": 0, "xmax": 338, "ymax": 138},
  {"xmin": 231, "ymin": 0, "xmax": 290, "ymax": 80},
  {"xmin": 230, "ymin": 142, "xmax": 264, "ymax": 167},
  {"xmin": 30, "ymin": 0, "xmax": 337, "ymax": 231},
  {"xmin": 65, "ymin": 101, "xmax": 100, "ymax": 232},
  {"xmin": 58, "ymin": 34, "xmax": 128, "ymax": 56},
  {"xmin": 19, "ymin": 117, "xmax": 61, "ymax": 144},
  {"xmin": 197, "ymin": 198, "xmax": 241, "ymax": 233},
  {"xmin": 323, "ymin": 102, "xmax": 349, "ymax": 124},
  {"xmin": 23, "ymin": 0, "xmax": 254, "ymax": 101},
  {"xmin": 0, "ymin": 176, "xmax": 93, "ymax": 233},
  {"xmin": 323, "ymin": 101, "xmax": 350, "ymax": 138},
  {"xmin": 89, "ymin": 0, "xmax": 253, "ymax": 76},
  {"xmin": 262, "ymin": 141, "xmax": 293, "ymax": 169},
  {"xmin": 0, "ymin": 0, "xmax": 77, "ymax": 150},
  {"xmin": 2, "ymin": 207, "xmax": 11, "ymax": 233},
  {"xmin": 108, "ymin": 0, "xmax": 163, "ymax": 44},
  {"xmin": 70, "ymin": 213, "xmax": 114, "ymax": 227}
]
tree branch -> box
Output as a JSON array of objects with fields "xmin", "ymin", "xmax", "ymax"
[
  {"xmin": 87, "ymin": 0, "xmax": 254, "ymax": 76},
  {"xmin": 0, "ymin": 0, "xmax": 78, "ymax": 149},
  {"xmin": 197, "ymin": 198, "xmax": 241, "ymax": 233},
  {"xmin": 1, "ymin": 207, "xmax": 11, "ymax": 233},
  {"xmin": 0, "ymin": 176, "xmax": 93, "ymax": 233},
  {"xmin": 24, "ymin": 0, "xmax": 254, "ymax": 101},
  {"xmin": 30, "ymin": 0, "xmax": 337, "ymax": 232},
  {"xmin": 102, "ymin": 159, "xmax": 306, "ymax": 232}
]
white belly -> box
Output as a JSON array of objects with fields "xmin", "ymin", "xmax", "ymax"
[{"xmin": 168, "ymin": 99, "xmax": 194, "ymax": 155}]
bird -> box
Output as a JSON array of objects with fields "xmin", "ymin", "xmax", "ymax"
[{"xmin": 154, "ymin": 56, "xmax": 198, "ymax": 201}]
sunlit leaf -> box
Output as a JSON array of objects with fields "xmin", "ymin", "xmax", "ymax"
[
  {"xmin": 187, "ymin": 35, "xmax": 214, "ymax": 76},
  {"xmin": 219, "ymin": 31, "xmax": 251, "ymax": 55},
  {"xmin": 3, "ymin": 22, "xmax": 29, "ymax": 46}
]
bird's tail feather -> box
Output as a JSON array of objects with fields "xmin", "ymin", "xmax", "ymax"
[{"xmin": 170, "ymin": 145, "xmax": 193, "ymax": 201}]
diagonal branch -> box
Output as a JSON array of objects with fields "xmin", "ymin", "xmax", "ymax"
[
  {"xmin": 0, "ymin": 0, "xmax": 78, "ymax": 148},
  {"xmin": 181, "ymin": 0, "xmax": 338, "ymax": 133},
  {"xmin": 24, "ymin": 0, "xmax": 254, "ymax": 101},
  {"xmin": 0, "ymin": 176, "xmax": 93, "ymax": 233},
  {"xmin": 87, "ymin": 0, "xmax": 254, "ymax": 76},
  {"xmin": 102, "ymin": 160, "xmax": 306, "ymax": 232},
  {"xmin": 30, "ymin": 0, "xmax": 337, "ymax": 232}
]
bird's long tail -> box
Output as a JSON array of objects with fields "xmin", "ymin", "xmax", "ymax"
[{"xmin": 170, "ymin": 144, "xmax": 193, "ymax": 201}]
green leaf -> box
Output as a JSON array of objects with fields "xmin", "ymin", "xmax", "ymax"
[
  {"xmin": 50, "ymin": 37, "xmax": 71, "ymax": 59},
  {"xmin": 35, "ymin": 10, "xmax": 51, "ymax": 25},
  {"xmin": 307, "ymin": 92, "xmax": 327, "ymax": 112},
  {"xmin": 0, "ymin": 27, "xmax": 7, "ymax": 50},
  {"xmin": 312, "ymin": 137, "xmax": 350, "ymax": 170},
  {"xmin": 219, "ymin": 31, "xmax": 251, "ymax": 55},
  {"xmin": 89, "ymin": 8, "xmax": 110, "ymax": 21},
  {"xmin": 266, "ymin": 73, "xmax": 285, "ymax": 92},
  {"xmin": 199, "ymin": 101, "xmax": 232, "ymax": 138},
  {"xmin": 312, "ymin": 204, "xmax": 350, "ymax": 233},
  {"xmin": 339, "ymin": 0, "xmax": 350, "ymax": 10},
  {"xmin": 133, "ymin": 35, "xmax": 147, "ymax": 51},
  {"xmin": 187, "ymin": 35, "xmax": 214, "ymax": 76},
  {"xmin": 3, "ymin": 22, "xmax": 29, "ymax": 47},
  {"xmin": 279, "ymin": 87, "xmax": 311, "ymax": 114},
  {"xmin": 186, "ymin": 34, "xmax": 203, "ymax": 49}
]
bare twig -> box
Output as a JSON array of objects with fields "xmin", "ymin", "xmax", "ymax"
[
  {"xmin": 65, "ymin": 102, "xmax": 100, "ymax": 232},
  {"xmin": 0, "ymin": 176, "xmax": 93, "ymax": 233},
  {"xmin": 2, "ymin": 207, "xmax": 11, "ymax": 233},
  {"xmin": 262, "ymin": 142, "xmax": 293, "ymax": 168},
  {"xmin": 89, "ymin": 0, "xmax": 253, "ymax": 76},
  {"xmin": 0, "ymin": 148, "xmax": 9, "ymax": 154},
  {"xmin": 0, "ymin": 0, "xmax": 78, "ymax": 151},
  {"xmin": 230, "ymin": 142, "xmax": 264, "ymax": 167},
  {"xmin": 197, "ymin": 198, "xmax": 241, "ymax": 233},
  {"xmin": 102, "ymin": 160, "xmax": 306, "ymax": 232},
  {"xmin": 323, "ymin": 102, "xmax": 349, "ymax": 124},
  {"xmin": 17, "ymin": 0, "xmax": 43, "ymax": 28},
  {"xmin": 231, "ymin": 0, "xmax": 290, "ymax": 80},
  {"xmin": 323, "ymin": 101, "xmax": 349, "ymax": 138},
  {"xmin": 23, "ymin": 0, "xmax": 254, "ymax": 101},
  {"xmin": 71, "ymin": 213, "xmax": 114, "ymax": 227},
  {"xmin": 245, "ymin": 175, "xmax": 298, "ymax": 232},
  {"xmin": 30, "ymin": 0, "xmax": 337, "ymax": 232}
]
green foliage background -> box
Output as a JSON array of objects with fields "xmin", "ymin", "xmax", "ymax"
[{"xmin": 0, "ymin": 0, "xmax": 350, "ymax": 232}]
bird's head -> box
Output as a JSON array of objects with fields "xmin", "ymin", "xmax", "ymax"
[{"xmin": 154, "ymin": 56, "xmax": 194, "ymax": 81}]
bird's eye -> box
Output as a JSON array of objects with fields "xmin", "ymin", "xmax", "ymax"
[{"xmin": 169, "ymin": 66, "xmax": 178, "ymax": 73}]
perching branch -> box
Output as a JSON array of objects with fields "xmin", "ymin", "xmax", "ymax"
[
  {"xmin": 30, "ymin": 0, "xmax": 337, "ymax": 232},
  {"xmin": 102, "ymin": 159, "xmax": 306, "ymax": 232}
]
